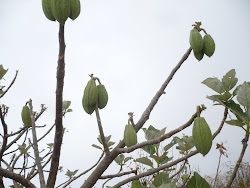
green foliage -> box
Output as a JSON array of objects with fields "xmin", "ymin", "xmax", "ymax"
[
  {"xmin": 18, "ymin": 143, "xmax": 30, "ymax": 155},
  {"xmin": 65, "ymin": 169, "xmax": 78, "ymax": 179},
  {"xmin": 203, "ymin": 69, "xmax": 250, "ymax": 132},
  {"xmin": 92, "ymin": 135, "xmax": 115, "ymax": 151},
  {"xmin": 185, "ymin": 172, "xmax": 210, "ymax": 188}
]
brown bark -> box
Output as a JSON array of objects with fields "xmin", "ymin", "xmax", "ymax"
[{"xmin": 47, "ymin": 24, "xmax": 65, "ymax": 188}]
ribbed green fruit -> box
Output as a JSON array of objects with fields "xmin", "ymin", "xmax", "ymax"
[
  {"xmin": 82, "ymin": 79, "xmax": 98, "ymax": 115},
  {"xmin": 193, "ymin": 50, "xmax": 204, "ymax": 61},
  {"xmin": 97, "ymin": 84, "xmax": 108, "ymax": 109},
  {"xmin": 203, "ymin": 34, "xmax": 215, "ymax": 57},
  {"xmin": 192, "ymin": 117, "xmax": 213, "ymax": 156},
  {"xmin": 42, "ymin": 0, "xmax": 56, "ymax": 21},
  {"xmin": 190, "ymin": 29, "xmax": 203, "ymax": 52},
  {"xmin": 21, "ymin": 106, "xmax": 32, "ymax": 128},
  {"xmin": 51, "ymin": 0, "xmax": 71, "ymax": 24},
  {"xmin": 124, "ymin": 124, "xmax": 137, "ymax": 147},
  {"xmin": 69, "ymin": 0, "xmax": 81, "ymax": 20}
]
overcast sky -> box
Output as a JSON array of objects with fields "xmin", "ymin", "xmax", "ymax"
[{"xmin": 1, "ymin": 0, "xmax": 250, "ymax": 187}]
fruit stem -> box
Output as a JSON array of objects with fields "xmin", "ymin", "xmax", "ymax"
[{"xmin": 196, "ymin": 106, "xmax": 201, "ymax": 117}]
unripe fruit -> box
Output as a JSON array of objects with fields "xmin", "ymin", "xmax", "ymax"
[
  {"xmin": 69, "ymin": 0, "xmax": 81, "ymax": 20},
  {"xmin": 192, "ymin": 117, "xmax": 213, "ymax": 156},
  {"xmin": 82, "ymin": 79, "xmax": 98, "ymax": 115},
  {"xmin": 51, "ymin": 0, "xmax": 71, "ymax": 24},
  {"xmin": 193, "ymin": 50, "xmax": 204, "ymax": 61},
  {"xmin": 42, "ymin": 0, "xmax": 56, "ymax": 21},
  {"xmin": 124, "ymin": 124, "xmax": 137, "ymax": 147},
  {"xmin": 190, "ymin": 29, "xmax": 203, "ymax": 52},
  {"xmin": 21, "ymin": 106, "xmax": 32, "ymax": 128},
  {"xmin": 97, "ymin": 84, "xmax": 108, "ymax": 109},
  {"xmin": 203, "ymin": 34, "xmax": 215, "ymax": 57}
]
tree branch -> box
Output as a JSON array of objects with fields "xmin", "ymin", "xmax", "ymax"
[
  {"xmin": 111, "ymin": 107, "xmax": 228, "ymax": 188},
  {"xmin": 28, "ymin": 100, "xmax": 46, "ymax": 188},
  {"xmin": 226, "ymin": 132, "xmax": 249, "ymax": 188},
  {"xmin": 47, "ymin": 23, "xmax": 66, "ymax": 188},
  {"xmin": 116, "ymin": 106, "xmax": 203, "ymax": 154},
  {"xmin": 94, "ymin": 103, "xmax": 110, "ymax": 155},
  {"xmin": 80, "ymin": 47, "xmax": 192, "ymax": 188},
  {"xmin": 0, "ymin": 71, "xmax": 18, "ymax": 99},
  {"xmin": 59, "ymin": 152, "xmax": 104, "ymax": 188},
  {"xmin": 99, "ymin": 169, "xmax": 137, "ymax": 179}
]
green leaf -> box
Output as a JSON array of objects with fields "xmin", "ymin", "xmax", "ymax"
[
  {"xmin": 158, "ymin": 183, "xmax": 178, "ymax": 188},
  {"xmin": 225, "ymin": 120, "xmax": 245, "ymax": 127},
  {"xmin": 91, "ymin": 144, "xmax": 102, "ymax": 150},
  {"xmin": 132, "ymin": 180, "xmax": 144, "ymax": 188},
  {"xmin": 115, "ymin": 154, "xmax": 125, "ymax": 164},
  {"xmin": 107, "ymin": 141, "xmax": 115, "ymax": 147},
  {"xmin": 185, "ymin": 172, "xmax": 210, "ymax": 188},
  {"xmin": 164, "ymin": 137, "xmax": 178, "ymax": 151},
  {"xmin": 142, "ymin": 125, "xmax": 166, "ymax": 141},
  {"xmin": 202, "ymin": 77, "xmax": 225, "ymax": 94},
  {"xmin": 0, "ymin": 65, "xmax": 8, "ymax": 80},
  {"xmin": 66, "ymin": 109, "xmax": 73, "ymax": 112},
  {"xmin": 135, "ymin": 157, "xmax": 153, "ymax": 168},
  {"xmin": 219, "ymin": 91, "xmax": 232, "ymax": 102},
  {"xmin": 222, "ymin": 69, "xmax": 238, "ymax": 91},
  {"xmin": 142, "ymin": 145, "xmax": 156, "ymax": 155},
  {"xmin": 124, "ymin": 157, "xmax": 132, "ymax": 163},
  {"xmin": 63, "ymin": 101, "xmax": 71, "ymax": 110},
  {"xmin": 150, "ymin": 152, "xmax": 172, "ymax": 165},
  {"xmin": 65, "ymin": 169, "xmax": 78, "ymax": 179},
  {"xmin": 224, "ymin": 100, "xmax": 247, "ymax": 123},
  {"xmin": 153, "ymin": 172, "xmax": 170, "ymax": 187},
  {"xmin": 236, "ymin": 82, "xmax": 250, "ymax": 108}
]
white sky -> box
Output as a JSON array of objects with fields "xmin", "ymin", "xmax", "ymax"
[{"xmin": 0, "ymin": 0, "xmax": 250, "ymax": 187}]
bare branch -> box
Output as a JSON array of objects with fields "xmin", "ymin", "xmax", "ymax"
[
  {"xmin": 0, "ymin": 166, "xmax": 36, "ymax": 188},
  {"xmin": 47, "ymin": 23, "xmax": 66, "ymax": 187},
  {"xmin": 28, "ymin": 99, "xmax": 46, "ymax": 188},
  {"xmin": 111, "ymin": 107, "xmax": 228, "ymax": 188},
  {"xmin": 169, "ymin": 160, "xmax": 187, "ymax": 179},
  {"xmin": 99, "ymin": 169, "xmax": 137, "ymax": 179},
  {"xmin": 59, "ymin": 152, "xmax": 105, "ymax": 188},
  {"xmin": 94, "ymin": 103, "xmax": 110, "ymax": 155},
  {"xmin": 226, "ymin": 132, "xmax": 249, "ymax": 188},
  {"xmin": 0, "ymin": 70, "xmax": 18, "ymax": 99},
  {"xmin": 116, "ymin": 107, "xmax": 203, "ymax": 154}
]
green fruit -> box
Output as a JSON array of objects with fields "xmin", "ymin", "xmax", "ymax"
[
  {"xmin": 42, "ymin": 0, "xmax": 56, "ymax": 21},
  {"xmin": 82, "ymin": 98, "xmax": 95, "ymax": 115},
  {"xmin": 124, "ymin": 124, "xmax": 137, "ymax": 147},
  {"xmin": 190, "ymin": 29, "xmax": 203, "ymax": 52},
  {"xmin": 69, "ymin": 0, "xmax": 81, "ymax": 20},
  {"xmin": 51, "ymin": 0, "xmax": 71, "ymax": 24},
  {"xmin": 82, "ymin": 79, "xmax": 98, "ymax": 115},
  {"xmin": 203, "ymin": 34, "xmax": 215, "ymax": 57},
  {"xmin": 192, "ymin": 117, "xmax": 213, "ymax": 156},
  {"xmin": 193, "ymin": 50, "xmax": 204, "ymax": 61},
  {"xmin": 97, "ymin": 84, "xmax": 108, "ymax": 109},
  {"xmin": 21, "ymin": 106, "xmax": 32, "ymax": 128}
]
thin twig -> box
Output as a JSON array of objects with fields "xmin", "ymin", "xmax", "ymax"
[
  {"xmin": 59, "ymin": 152, "xmax": 105, "ymax": 188},
  {"xmin": 95, "ymin": 103, "xmax": 110, "ymax": 155},
  {"xmin": 169, "ymin": 160, "xmax": 187, "ymax": 179},
  {"xmin": 100, "ymin": 169, "xmax": 137, "ymax": 179},
  {"xmin": 226, "ymin": 132, "xmax": 249, "ymax": 188},
  {"xmin": 111, "ymin": 107, "xmax": 228, "ymax": 188},
  {"xmin": 0, "ymin": 71, "xmax": 18, "ymax": 99},
  {"xmin": 28, "ymin": 100, "xmax": 46, "ymax": 188}
]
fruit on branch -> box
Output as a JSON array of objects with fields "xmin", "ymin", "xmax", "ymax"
[
  {"xmin": 190, "ymin": 29, "xmax": 203, "ymax": 52},
  {"xmin": 203, "ymin": 34, "xmax": 215, "ymax": 57},
  {"xmin": 192, "ymin": 117, "xmax": 213, "ymax": 156},
  {"xmin": 21, "ymin": 106, "xmax": 32, "ymax": 128},
  {"xmin": 82, "ymin": 78, "xmax": 98, "ymax": 115},
  {"xmin": 193, "ymin": 50, "xmax": 204, "ymax": 61},
  {"xmin": 69, "ymin": 0, "xmax": 81, "ymax": 20},
  {"xmin": 51, "ymin": 0, "xmax": 71, "ymax": 24},
  {"xmin": 97, "ymin": 84, "xmax": 108, "ymax": 109},
  {"xmin": 124, "ymin": 124, "xmax": 137, "ymax": 147},
  {"xmin": 42, "ymin": 0, "xmax": 56, "ymax": 21}
]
